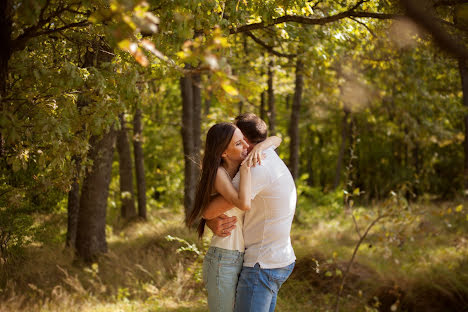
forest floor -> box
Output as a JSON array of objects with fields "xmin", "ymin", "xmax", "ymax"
[{"xmin": 0, "ymin": 197, "xmax": 467, "ymax": 312}]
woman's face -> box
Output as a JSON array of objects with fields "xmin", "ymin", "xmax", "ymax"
[{"xmin": 222, "ymin": 128, "xmax": 249, "ymax": 162}]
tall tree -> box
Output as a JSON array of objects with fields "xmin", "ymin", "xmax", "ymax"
[
  {"xmin": 267, "ymin": 59, "xmax": 276, "ymax": 134},
  {"xmin": 133, "ymin": 107, "xmax": 147, "ymax": 219},
  {"xmin": 181, "ymin": 68, "xmax": 201, "ymax": 219},
  {"xmin": 334, "ymin": 108, "xmax": 351, "ymax": 190},
  {"xmin": 75, "ymin": 39, "xmax": 115, "ymax": 262},
  {"xmin": 459, "ymin": 58, "xmax": 468, "ymax": 191},
  {"xmin": 117, "ymin": 113, "xmax": 136, "ymax": 219},
  {"xmin": 0, "ymin": 0, "xmax": 12, "ymax": 158},
  {"xmin": 289, "ymin": 58, "xmax": 304, "ymax": 180}
]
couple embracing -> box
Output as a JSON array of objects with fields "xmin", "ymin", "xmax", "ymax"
[{"xmin": 187, "ymin": 113, "xmax": 296, "ymax": 312}]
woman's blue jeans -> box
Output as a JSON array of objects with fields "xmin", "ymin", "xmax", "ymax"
[
  {"xmin": 234, "ymin": 262, "xmax": 295, "ymax": 312},
  {"xmin": 203, "ymin": 246, "xmax": 244, "ymax": 312}
]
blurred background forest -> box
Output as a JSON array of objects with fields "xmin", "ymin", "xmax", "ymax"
[{"xmin": 0, "ymin": 0, "xmax": 467, "ymax": 311}]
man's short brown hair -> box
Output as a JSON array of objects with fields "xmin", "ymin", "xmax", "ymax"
[{"xmin": 234, "ymin": 113, "xmax": 267, "ymax": 144}]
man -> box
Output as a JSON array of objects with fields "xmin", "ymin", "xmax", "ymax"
[{"xmin": 206, "ymin": 113, "xmax": 296, "ymax": 312}]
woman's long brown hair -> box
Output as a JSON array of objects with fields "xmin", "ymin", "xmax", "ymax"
[{"xmin": 186, "ymin": 123, "xmax": 237, "ymax": 238}]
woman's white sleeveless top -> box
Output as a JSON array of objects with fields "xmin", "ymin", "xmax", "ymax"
[
  {"xmin": 209, "ymin": 169, "xmax": 245, "ymax": 252},
  {"xmin": 210, "ymin": 207, "xmax": 245, "ymax": 252}
]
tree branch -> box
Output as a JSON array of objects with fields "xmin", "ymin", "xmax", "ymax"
[
  {"xmin": 245, "ymin": 31, "xmax": 297, "ymax": 58},
  {"xmin": 230, "ymin": 11, "xmax": 401, "ymax": 34},
  {"xmin": 349, "ymin": 17, "xmax": 377, "ymax": 37},
  {"xmin": 11, "ymin": 2, "xmax": 90, "ymax": 53},
  {"xmin": 11, "ymin": 20, "xmax": 90, "ymax": 52},
  {"xmin": 433, "ymin": 0, "xmax": 467, "ymax": 8},
  {"xmin": 400, "ymin": 0, "xmax": 468, "ymax": 59}
]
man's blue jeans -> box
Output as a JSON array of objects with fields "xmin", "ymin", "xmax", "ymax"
[{"xmin": 234, "ymin": 262, "xmax": 295, "ymax": 312}]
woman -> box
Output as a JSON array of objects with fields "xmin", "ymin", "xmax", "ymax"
[{"xmin": 186, "ymin": 122, "xmax": 281, "ymax": 312}]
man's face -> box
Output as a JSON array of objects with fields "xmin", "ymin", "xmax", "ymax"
[{"xmin": 243, "ymin": 135, "xmax": 256, "ymax": 153}]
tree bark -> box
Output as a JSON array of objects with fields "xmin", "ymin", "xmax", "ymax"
[
  {"xmin": 76, "ymin": 127, "xmax": 116, "ymax": 262},
  {"xmin": 260, "ymin": 91, "xmax": 266, "ymax": 121},
  {"xmin": 133, "ymin": 108, "xmax": 147, "ymax": 219},
  {"xmin": 66, "ymin": 157, "xmax": 80, "ymax": 248},
  {"xmin": 267, "ymin": 60, "xmax": 276, "ymax": 134},
  {"xmin": 459, "ymin": 57, "xmax": 468, "ymax": 192},
  {"xmin": 306, "ymin": 127, "xmax": 315, "ymax": 186},
  {"xmin": 192, "ymin": 73, "xmax": 202, "ymax": 164},
  {"xmin": 117, "ymin": 113, "xmax": 136, "ymax": 219},
  {"xmin": 334, "ymin": 109, "xmax": 351, "ymax": 190},
  {"xmin": 289, "ymin": 59, "xmax": 304, "ymax": 180},
  {"xmin": 180, "ymin": 68, "xmax": 201, "ymax": 219}
]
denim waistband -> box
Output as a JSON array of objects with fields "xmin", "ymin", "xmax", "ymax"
[{"xmin": 207, "ymin": 246, "xmax": 244, "ymax": 256}]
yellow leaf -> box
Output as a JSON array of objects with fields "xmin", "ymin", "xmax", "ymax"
[
  {"xmin": 221, "ymin": 83, "xmax": 238, "ymax": 96},
  {"xmin": 455, "ymin": 205, "xmax": 463, "ymax": 212},
  {"xmin": 447, "ymin": 208, "xmax": 452, "ymax": 214},
  {"xmin": 118, "ymin": 39, "xmax": 132, "ymax": 51},
  {"xmin": 353, "ymin": 188, "xmax": 360, "ymax": 196}
]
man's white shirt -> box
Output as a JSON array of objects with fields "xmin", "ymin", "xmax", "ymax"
[{"xmin": 232, "ymin": 146, "xmax": 296, "ymax": 269}]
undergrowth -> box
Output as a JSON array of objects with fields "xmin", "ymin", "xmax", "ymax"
[{"xmin": 0, "ymin": 199, "xmax": 467, "ymax": 312}]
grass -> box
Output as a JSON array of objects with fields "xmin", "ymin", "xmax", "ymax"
[{"xmin": 0, "ymin": 199, "xmax": 467, "ymax": 312}]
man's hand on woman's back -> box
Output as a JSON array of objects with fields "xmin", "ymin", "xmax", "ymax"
[{"xmin": 206, "ymin": 214, "xmax": 237, "ymax": 237}]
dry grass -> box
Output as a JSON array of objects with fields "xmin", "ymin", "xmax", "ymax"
[{"xmin": 0, "ymin": 201, "xmax": 467, "ymax": 311}]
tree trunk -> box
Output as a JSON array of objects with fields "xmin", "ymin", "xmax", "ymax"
[
  {"xmin": 0, "ymin": 0, "xmax": 12, "ymax": 158},
  {"xmin": 76, "ymin": 127, "xmax": 116, "ymax": 262},
  {"xmin": 133, "ymin": 108, "xmax": 147, "ymax": 219},
  {"xmin": 289, "ymin": 59, "xmax": 304, "ymax": 180},
  {"xmin": 204, "ymin": 89, "xmax": 212, "ymax": 116},
  {"xmin": 180, "ymin": 68, "xmax": 201, "ymax": 219},
  {"xmin": 75, "ymin": 39, "xmax": 115, "ymax": 262},
  {"xmin": 334, "ymin": 109, "xmax": 351, "ymax": 190},
  {"xmin": 459, "ymin": 58, "xmax": 468, "ymax": 192},
  {"xmin": 117, "ymin": 113, "xmax": 136, "ymax": 219},
  {"xmin": 66, "ymin": 157, "xmax": 80, "ymax": 248},
  {"xmin": 192, "ymin": 73, "xmax": 202, "ymax": 164},
  {"xmin": 306, "ymin": 127, "xmax": 314, "ymax": 186},
  {"xmin": 260, "ymin": 91, "xmax": 266, "ymax": 121},
  {"xmin": 267, "ymin": 60, "xmax": 276, "ymax": 134}
]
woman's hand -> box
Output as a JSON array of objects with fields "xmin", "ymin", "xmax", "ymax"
[
  {"xmin": 241, "ymin": 135, "xmax": 281, "ymax": 167},
  {"xmin": 242, "ymin": 146, "xmax": 265, "ymax": 167}
]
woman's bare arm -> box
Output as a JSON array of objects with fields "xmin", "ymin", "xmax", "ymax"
[{"xmin": 202, "ymin": 164, "xmax": 251, "ymax": 219}]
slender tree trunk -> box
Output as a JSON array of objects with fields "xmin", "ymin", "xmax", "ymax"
[
  {"xmin": 180, "ymin": 68, "xmax": 201, "ymax": 219},
  {"xmin": 306, "ymin": 128, "xmax": 314, "ymax": 186},
  {"xmin": 76, "ymin": 127, "xmax": 116, "ymax": 262},
  {"xmin": 289, "ymin": 59, "xmax": 304, "ymax": 180},
  {"xmin": 267, "ymin": 60, "xmax": 276, "ymax": 134},
  {"xmin": 133, "ymin": 108, "xmax": 147, "ymax": 219},
  {"xmin": 286, "ymin": 94, "xmax": 291, "ymax": 109},
  {"xmin": 66, "ymin": 157, "xmax": 80, "ymax": 248},
  {"xmin": 192, "ymin": 73, "xmax": 202, "ymax": 164},
  {"xmin": 459, "ymin": 58, "xmax": 468, "ymax": 192},
  {"xmin": 0, "ymin": 0, "xmax": 12, "ymax": 158},
  {"xmin": 260, "ymin": 91, "xmax": 266, "ymax": 121},
  {"xmin": 117, "ymin": 113, "xmax": 136, "ymax": 219},
  {"xmin": 204, "ymin": 89, "xmax": 212, "ymax": 116},
  {"xmin": 334, "ymin": 109, "xmax": 351, "ymax": 190}
]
